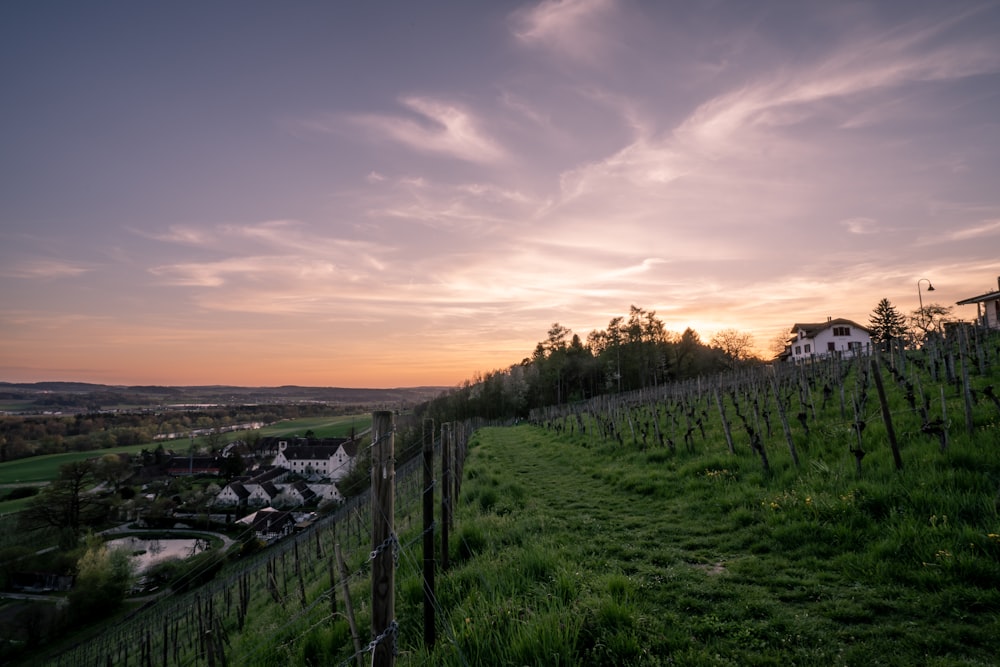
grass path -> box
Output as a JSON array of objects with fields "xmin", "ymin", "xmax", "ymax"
[{"xmin": 394, "ymin": 424, "xmax": 1000, "ymax": 666}]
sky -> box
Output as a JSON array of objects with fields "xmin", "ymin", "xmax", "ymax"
[{"xmin": 2, "ymin": 1, "xmax": 999, "ymax": 388}]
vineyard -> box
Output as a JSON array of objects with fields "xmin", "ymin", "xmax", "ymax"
[{"xmin": 29, "ymin": 327, "xmax": 1000, "ymax": 665}]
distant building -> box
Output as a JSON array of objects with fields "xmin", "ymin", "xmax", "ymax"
[
  {"xmin": 271, "ymin": 437, "xmax": 359, "ymax": 481},
  {"xmin": 166, "ymin": 456, "xmax": 221, "ymax": 476},
  {"xmin": 236, "ymin": 508, "xmax": 296, "ymax": 543},
  {"xmin": 956, "ymin": 276, "xmax": 1000, "ymax": 330},
  {"xmin": 783, "ymin": 318, "xmax": 871, "ymax": 363}
]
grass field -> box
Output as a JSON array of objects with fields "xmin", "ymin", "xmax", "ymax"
[
  {"xmin": 385, "ymin": 423, "xmax": 1000, "ymax": 666},
  {"xmin": 0, "ymin": 446, "xmax": 154, "ymax": 486},
  {"xmin": 258, "ymin": 413, "xmax": 371, "ymax": 439}
]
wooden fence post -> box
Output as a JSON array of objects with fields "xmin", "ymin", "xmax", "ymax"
[
  {"xmin": 371, "ymin": 410, "xmax": 396, "ymax": 667},
  {"xmin": 871, "ymin": 358, "xmax": 903, "ymax": 471},
  {"xmin": 422, "ymin": 418, "xmax": 436, "ymax": 648},
  {"xmin": 335, "ymin": 542, "xmax": 363, "ymax": 667},
  {"xmin": 441, "ymin": 421, "xmax": 452, "ymax": 572}
]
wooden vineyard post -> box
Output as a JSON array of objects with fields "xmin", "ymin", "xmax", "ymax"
[
  {"xmin": 770, "ymin": 375, "xmax": 800, "ymax": 467},
  {"xmin": 714, "ymin": 387, "xmax": 735, "ymax": 455},
  {"xmin": 335, "ymin": 542, "xmax": 363, "ymax": 667},
  {"xmin": 370, "ymin": 410, "xmax": 396, "ymax": 667},
  {"xmin": 958, "ymin": 329, "xmax": 975, "ymax": 435},
  {"xmin": 422, "ymin": 417, "xmax": 436, "ymax": 648},
  {"xmin": 871, "ymin": 358, "xmax": 903, "ymax": 471},
  {"xmin": 441, "ymin": 421, "xmax": 452, "ymax": 572}
]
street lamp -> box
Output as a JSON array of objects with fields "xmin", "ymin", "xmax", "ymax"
[{"xmin": 917, "ymin": 278, "xmax": 935, "ymax": 328}]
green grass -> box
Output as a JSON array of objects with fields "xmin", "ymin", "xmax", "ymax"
[
  {"xmin": 258, "ymin": 413, "xmax": 371, "ymax": 439},
  {"xmin": 0, "ymin": 446, "xmax": 151, "ymax": 485},
  {"xmin": 380, "ymin": 423, "xmax": 1000, "ymax": 666},
  {"xmin": 20, "ymin": 346, "xmax": 1000, "ymax": 666}
]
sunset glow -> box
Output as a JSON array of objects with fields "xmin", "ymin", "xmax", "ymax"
[{"xmin": 2, "ymin": 1, "xmax": 999, "ymax": 387}]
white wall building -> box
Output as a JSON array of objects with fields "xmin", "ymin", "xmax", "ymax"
[
  {"xmin": 271, "ymin": 440, "xmax": 358, "ymax": 481},
  {"xmin": 956, "ymin": 276, "xmax": 1000, "ymax": 330},
  {"xmin": 786, "ymin": 318, "xmax": 871, "ymax": 363}
]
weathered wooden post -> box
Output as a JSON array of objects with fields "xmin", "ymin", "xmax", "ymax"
[
  {"xmin": 422, "ymin": 418, "xmax": 436, "ymax": 648},
  {"xmin": 871, "ymin": 358, "xmax": 903, "ymax": 471},
  {"xmin": 714, "ymin": 386, "xmax": 735, "ymax": 455},
  {"xmin": 371, "ymin": 410, "xmax": 396, "ymax": 666},
  {"xmin": 335, "ymin": 542, "xmax": 363, "ymax": 667},
  {"xmin": 441, "ymin": 421, "xmax": 452, "ymax": 571}
]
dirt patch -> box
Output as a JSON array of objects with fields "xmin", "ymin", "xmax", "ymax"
[{"xmin": 691, "ymin": 561, "xmax": 726, "ymax": 575}]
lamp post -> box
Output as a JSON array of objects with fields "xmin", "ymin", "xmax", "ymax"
[{"xmin": 917, "ymin": 278, "xmax": 935, "ymax": 329}]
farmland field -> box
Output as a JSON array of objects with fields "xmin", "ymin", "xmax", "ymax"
[{"xmin": 258, "ymin": 413, "xmax": 371, "ymax": 439}]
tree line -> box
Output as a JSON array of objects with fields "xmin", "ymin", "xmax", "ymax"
[
  {"xmin": 418, "ymin": 298, "xmax": 958, "ymax": 426},
  {"xmin": 419, "ymin": 305, "xmax": 762, "ymax": 424},
  {"xmin": 0, "ymin": 403, "xmax": 350, "ymax": 463}
]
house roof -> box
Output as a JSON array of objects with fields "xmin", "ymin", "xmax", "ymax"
[
  {"xmin": 281, "ymin": 441, "xmax": 359, "ymax": 461},
  {"xmin": 225, "ymin": 482, "xmax": 250, "ymax": 499},
  {"xmin": 248, "ymin": 467, "xmax": 284, "ymax": 484},
  {"xmin": 259, "ymin": 481, "xmax": 280, "ymax": 498},
  {"xmin": 292, "ymin": 480, "xmax": 317, "ymax": 502},
  {"xmin": 166, "ymin": 456, "xmax": 221, "ymax": 473},
  {"xmin": 238, "ymin": 507, "xmax": 295, "ymax": 533},
  {"xmin": 281, "ymin": 446, "xmax": 340, "ymax": 460},
  {"xmin": 790, "ymin": 318, "xmax": 870, "ymax": 336},
  {"xmin": 956, "ymin": 289, "xmax": 1000, "ymax": 306}
]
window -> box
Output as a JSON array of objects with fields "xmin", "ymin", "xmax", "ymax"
[
  {"xmin": 833, "ymin": 326, "xmax": 850, "ymax": 336},
  {"xmin": 848, "ymin": 341, "xmax": 861, "ymax": 351},
  {"xmin": 804, "ymin": 344, "xmax": 811, "ymax": 353},
  {"xmin": 828, "ymin": 342, "xmax": 836, "ymax": 351},
  {"xmin": 794, "ymin": 345, "xmax": 801, "ymax": 354}
]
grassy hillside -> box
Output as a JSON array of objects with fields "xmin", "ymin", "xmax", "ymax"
[
  {"xmin": 381, "ymin": 420, "xmax": 999, "ymax": 666},
  {"xmin": 31, "ymin": 341, "xmax": 1000, "ymax": 666}
]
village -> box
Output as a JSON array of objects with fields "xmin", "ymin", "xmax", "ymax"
[{"xmin": 151, "ymin": 434, "xmax": 362, "ymax": 545}]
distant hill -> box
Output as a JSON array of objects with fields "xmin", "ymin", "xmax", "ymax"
[{"xmin": 0, "ymin": 382, "xmax": 449, "ymax": 413}]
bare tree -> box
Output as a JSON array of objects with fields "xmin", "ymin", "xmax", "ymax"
[
  {"xmin": 710, "ymin": 329, "xmax": 756, "ymax": 367},
  {"xmin": 910, "ymin": 303, "xmax": 954, "ymax": 344}
]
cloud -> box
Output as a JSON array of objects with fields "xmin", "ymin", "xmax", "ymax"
[
  {"xmin": 512, "ymin": 0, "xmax": 617, "ymax": 64},
  {"xmin": 945, "ymin": 218, "xmax": 1000, "ymax": 241},
  {"xmin": 135, "ymin": 225, "xmax": 216, "ymax": 246},
  {"xmin": 675, "ymin": 13, "xmax": 1000, "ymax": 155},
  {"xmin": 0, "ymin": 259, "xmax": 91, "ymax": 280},
  {"xmin": 840, "ymin": 217, "xmax": 880, "ymax": 234},
  {"xmin": 347, "ymin": 96, "xmax": 506, "ymax": 164}
]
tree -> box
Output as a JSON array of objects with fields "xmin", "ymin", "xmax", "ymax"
[
  {"xmin": 20, "ymin": 460, "xmax": 108, "ymax": 548},
  {"xmin": 868, "ymin": 298, "xmax": 908, "ymax": 345},
  {"xmin": 218, "ymin": 450, "xmax": 246, "ymax": 481},
  {"xmin": 94, "ymin": 453, "xmax": 132, "ymax": 493},
  {"xmin": 68, "ymin": 533, "xmax": 134, "ymax": 624},
  {"xmin": 710, "ymin": 329, "xmax": 757, "ymax": 367},
  {"xmin": 768, "ymin": 328, "xmax": 793, "ymax": 359},
  {"xmin": 910, "ymin": 303, "xmax": 954, "ymax": 344}
]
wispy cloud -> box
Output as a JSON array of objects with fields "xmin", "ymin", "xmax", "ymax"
[
  {"xmin": 346, "ymin": 96, "xmax": 506, "ymax": 164},
  {"xmin": 512, "ymin": 0, "xmax": 617, "ymax": 64},
  {"xmin": 840, "ymin": 217, "xmax": 880, "ymax": 235},
  {"xmin": 946, "ymin": 219, "xmax": 1000, "ymax": 241},
  {"xmin": 676, "ymin": 13, "xmax": 1000, "ymax": 154},
  {"xmin": 0, "ymin": 259, "xmax": 91, "ymax": 280}
]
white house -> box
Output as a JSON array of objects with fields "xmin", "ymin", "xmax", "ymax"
[
  {"xmin": 214, "ymin": 481, "xmax": 250, "ymax": 506},
  {"xmin": 248, "ymin": 481, "xmax": 281, "ymax": 506},
  {"xmin": 785, "ymin": 318, "xmax": 871, "ymax": 362},
  {"xmin": 237, "ymin": 508, "xmax": 296, "ymax": 543},
  {"xmin": 271, "ymin": 439, "xmax": 358, "ymax": 481},
  {"xmin": 309, "ymin": 483, "xmax": 345, "ymax": 505},
  {"xmin": 956, "ymin": 276, "xmax": 1000, "ymax": 330}
]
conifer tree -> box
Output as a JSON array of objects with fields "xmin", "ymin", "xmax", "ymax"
[{"xmin": 869, "ymin": 298, "xmax": 908, "ymax": 344}]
